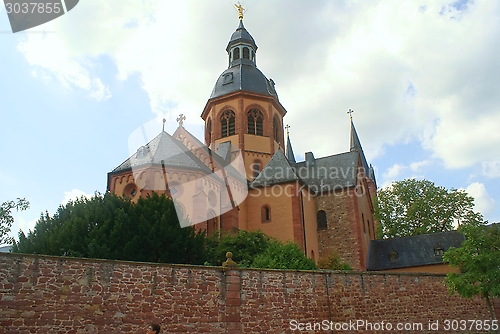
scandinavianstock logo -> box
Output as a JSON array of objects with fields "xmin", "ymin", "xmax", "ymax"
[
  {"xmin": 127, "ymin": 120, "xmax": 248, "ymax": 228},
  {"xmin": 3, "ymin": 0, "xmax": 79, "ymax": 33}
]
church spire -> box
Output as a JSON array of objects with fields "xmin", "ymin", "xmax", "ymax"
[
  {"xmin": 285, "ymin": 125, "xmax": 296, "ymax": 164},
  {"xmin": 348, "ymin": 110, "xmax": 371, "ymax": 181}
]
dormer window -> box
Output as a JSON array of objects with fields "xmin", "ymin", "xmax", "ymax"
[
  {"xmin": 434, "ymin": 244, "xmax": 444, "ymax": 257},
  {"xmin": 389, "ymin": 250, "xmax": 399, "ymax": 261},
  {"xmin": 136, "ymin": 146, "xmax": 149, "ymax": 158}
]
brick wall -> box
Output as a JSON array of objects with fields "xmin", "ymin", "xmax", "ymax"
[{"xmin": 0, "ymin": 253, "xmax": 494, "ymax": 333}]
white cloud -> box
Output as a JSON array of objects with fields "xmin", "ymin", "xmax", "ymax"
[
  {"xmin": 18, "ymin": 32, "xmax": 111, "ymax": 101},
  {"xmin": 410, "ymin": 160, "xmax": 431, "ymax": 172},
  {"xmin": 465, "ymin": 182, "xmax": 495, "ymax": 216},
  {"xmin": 383, "ymin": 163, "xmax": 407, "ymax": 181},
  {"xmin": 15, "ymin": 216, "xmax": 38, "ymax": 235},
  {"xmin": 14, "ymin": 0, "xmax": 500, "ymax": 169},
  {"xmin": 62, "ymin": 189, "xmax": 93, "ymax": 205},
  {"xmin": 482, "ymin": 161, "xmax": 500, "ymax": 179}
]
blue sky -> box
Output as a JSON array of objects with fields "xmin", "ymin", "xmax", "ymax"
[{"xmin": 1, "ymin": 0, "xmax": 499, "ymax": 244}]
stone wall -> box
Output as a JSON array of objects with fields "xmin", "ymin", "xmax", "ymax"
[
  {"xmin": 0, "ymin": 253, "xmax": 494, "ymax": 333},
  {"xmin": 316, "ymin": 189, "xmax": 363, "ymax": 270}
]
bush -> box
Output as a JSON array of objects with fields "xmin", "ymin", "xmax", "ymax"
[{"xmin": 317, "ymin": 252, "xmax": 352, "ymax": 270}]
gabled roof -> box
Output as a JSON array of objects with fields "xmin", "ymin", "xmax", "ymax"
[
  {"xmin": 366, "ymin": 231, "xmax": 465, "ymax": 271},
  {"xmin": 251, "ymin": 149, "xmax": 300, "ymax": 188},
  {"xmin": 111, "ymin": 131, "xmax": 212, "ymax": 174},
  {"xmin": 292, "ymin": 151, "xmax": 360, "ymax": 191}
]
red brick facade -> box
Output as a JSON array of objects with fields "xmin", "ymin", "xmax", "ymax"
[{"xmin": 1, "ymin": 253, "xmax": 495, "ymax": 333}]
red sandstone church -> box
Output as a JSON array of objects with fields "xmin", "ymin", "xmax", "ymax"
[{"xmin": 107, "ymin": 13, "xmax": 460, "ymax": 273}]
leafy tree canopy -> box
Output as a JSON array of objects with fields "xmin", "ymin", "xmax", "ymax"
[
  {"xmin": 374, "ymin": 179, "xmax": 483, "ymax": 239},
  {"xmin": 11, "ymin": 194, "xmax": 316, "ymax": 270},
  {"xmin": 251, "ymin": 240, "xmax": 317, "ymax": 270},
  {"xmin": 1, "ymin": 198, "xmax": 29, "ymax": 245},
  {"xmin": 12, "ymin": 192, "xmax": 206, "ymax": 265},
  {"xmin": 443, "ymin": 223, "xmax": 500, "ymax": 321},
  {"xmin": 206, "ymin": 230, "xmax": 317, "ymax": 270}
]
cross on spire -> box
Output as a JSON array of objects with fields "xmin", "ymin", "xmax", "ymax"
[
  {"xmin": 176, "ymin": 114, "xmax": 186, "ymax": 128},
  {"xmin": 347, "ymin": 108, "xmax": 354, "ymax": 120},
  {"xmin": 285, "ymin": 124, "xmax": 291, "ymax": 136}
]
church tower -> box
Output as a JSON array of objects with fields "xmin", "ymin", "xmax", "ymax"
[{"xmin": 201, "ymin": 11, "xmax": 287, "ymax": 180}]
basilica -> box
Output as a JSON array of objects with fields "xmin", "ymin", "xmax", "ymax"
[{"xmin": 107, "ymin": 13, "xmax": 380, "ymax": 271}]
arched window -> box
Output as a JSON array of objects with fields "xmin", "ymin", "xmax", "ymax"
[
  {"xmin": 243, "ymin": 47, "xmax": 250, "ymax": 59},
  {"xmin": 247, "ymin": 109, "xmax": 264, "ymax": 136},
  {"xmin": 261, "ymin": 205, "xmax": 271, "ymax": 223},
  {"xmin": 273, "ymin": 117, "xmax": 280, "ymax": 143},
  {"xmin": 233, "ymin": 48, "xmax": 240, "ymax": 60},
  {"xmin": 317, "ymin": 210, "xmax": 327, "ymax": 230},
  {"xmin": 221, "ymin": 110, "xmax": 236, "ymax": 138}
]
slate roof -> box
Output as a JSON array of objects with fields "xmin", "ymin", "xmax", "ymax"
[
  {"xmin": 366, "ymin": 231, "xmax": 465, "ymax": 271},
  {"xmin": 210, "ymin": 64, "xmax": 278, "ymax": 99},
  {"xmin": 226, "ymin": 20, "xmax": 257, "ymax": 52},
  {"xmin": 285, "ymin": 134, "xmax": 296, "ymax": 164},
  {"xmin": 173, "ymin": 127, "xmax": 247, "ymax": 184},
  {"xmin": 350, "ymin": 120, "xmax": 371, "ymax": 181},
  {"xmin": 210, "ymin": 20, "xmax": 278, "ymax": 100},
  {"xmin": 0, "ymin": 245, "xmax": 11, "ymax": 253},
  {"xmin": 292, "ymin": 151, "xmax": 360, "ymax": 191},
  {"xmin": 112, "ymin": 131, "xmax": 212, "ymax": 174},
  {"xmin": 251, "ymin": 149, "xmax": 301, "ymax": 188}
]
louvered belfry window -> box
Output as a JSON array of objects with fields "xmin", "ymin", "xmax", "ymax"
[
  {"xmin": 247, "ymin": 109, "xmax": 264, "ymax": 136},
  {"xmin": 221, "ymin": 110, "xmax": 236, "ymax": 138}
]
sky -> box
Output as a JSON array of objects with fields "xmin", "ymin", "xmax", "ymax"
[{"xmin": 1, "ymin": 0, "xmax": 499, "ymax": 244}]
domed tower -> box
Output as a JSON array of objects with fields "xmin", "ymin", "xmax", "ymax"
[{"xmin": 201, "ymin": 12, "xmax": 287, "ymax": 180}]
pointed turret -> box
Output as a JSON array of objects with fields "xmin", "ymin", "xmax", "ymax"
[
  {"xmin": 285, "ymin": 125, "xmax": 296, "ymax": 164},
  {"xmin": 349, "ymin": 116, "xmax": 371, "ymax": 181}
]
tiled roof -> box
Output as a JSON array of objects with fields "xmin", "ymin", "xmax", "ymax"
[
  {"xmin": 292, "ymin": 151, "xmax": 360, "ymax": 191},
  {"xmin": 251, "ymin": 149, "xmax": 300, "ymax": 187},
  {"xmin": 366, "ymin": 231, "xmax": 465, "ymax": 271},
  {"xmin": 112, "ymin": 131, "xmax": 212, "ymax": 174}
]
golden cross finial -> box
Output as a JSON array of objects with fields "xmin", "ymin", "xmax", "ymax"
[
  {"xmin": 347, "ymin": 108, "xmax": 354, "ymax": 120},
  {"xmin": 234, "ymin": 3, "xmax": 245, "ymax": 20},
  {"xmin": 285, "ymin": 124, "xmax": 291, "ymax": 136},
  {"xmin": 176, "ymin": 114, "xmax": 186, "ymax": 127}
]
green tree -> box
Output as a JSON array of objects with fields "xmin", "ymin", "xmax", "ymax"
[
  {"xmin": 205, "ymin": 230, "xmax": 271, "ymax": 267},
  {"xmin": 443, "ymin": 223, "xmax": 500, "ymax": 322},
  {"xmin": 374, "ymin": 179, "xmax": 482, "ymax": 239},
  {"xmin": 251, "ymin": 240, "xmax": 317, "ymax": 270},
  {"xmin": 1, "ymin": 198, "xmax": 29, "ymax": 245},
  {"xmin": 12, "ymin": 193, "xmax": 206, "ymax": 265},
  {"xmin": 205, "ymin": 230, "xmax": 316, "ymax": 270}
]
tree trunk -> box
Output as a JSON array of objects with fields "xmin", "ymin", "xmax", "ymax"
[{"xmin": 485, "ymin": 295, "xmax": 499, "ymax": 334}]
